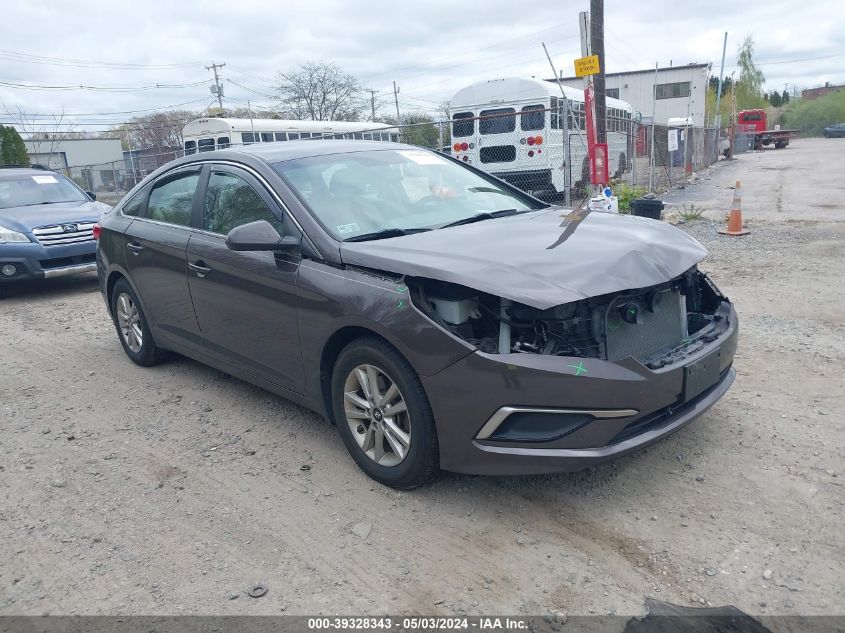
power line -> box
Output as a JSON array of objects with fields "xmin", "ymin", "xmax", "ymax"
[
  {"xmin": 0, "ymin": 79, "xmax": 208, "ymax": 92},
  {"xmin": 0, "ymin": 48, "xmax": 207, "ymax": 70},
  {"xmin": 6, "ymin": 97, "xmax": 212, "ymax": 118}
]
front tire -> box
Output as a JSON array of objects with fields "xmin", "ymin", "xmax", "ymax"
[
  {"xmin": 110, "ymin": 278, "xmax": 165, "ymax": 367},
  {"xmin": 331, "ymin": 337, "xmax": 439, "ymax": 489}
]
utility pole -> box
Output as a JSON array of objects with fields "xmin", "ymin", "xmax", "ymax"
[
  {"xmin": 729, "ymin": 73, "xmax": 737, "ymax": 159},
  {"xmin": 714, "ymin": 32, "xmax": 728, "ymax": 129},
  {"xmin": 648, "ymin": 62, "xmax": 658, "ymax": 193},
  {"xmin": 368, "ymin": 89, "xmax": 377, "ymax": 121},
  {"xmin": 206, "ymin": 62, "xmax": 226, "ymax": 110},
  {"xmin": 392, "ymin": 82, "xmax": 401, "ymax": 125},
  {"xmin": 590, "ymin": 0, "xmax": 606, "ymax": 144},
  {"xmin": 542, "ymin": 41, "xmax": 572, "ymax": 207}
]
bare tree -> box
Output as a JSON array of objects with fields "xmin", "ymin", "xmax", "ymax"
[
  {"xmin": 275, "ymin": 61, "xmax": 364, "ymax": 121},
  {"xmin": 1, "ymin": 103, "xmax": 77, "ymax": 168},
  {"xmin": 107, "ymin": 109, "xmax": 197, "ymax": 151}
]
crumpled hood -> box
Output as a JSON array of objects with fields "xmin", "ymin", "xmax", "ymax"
[
  {"xmin": 340, "ymin": 207, "xmax": 708, "ymax": 309},
  {"xmin": 0, "ymin": 200, "xmax": 109, "ymax": 233}
]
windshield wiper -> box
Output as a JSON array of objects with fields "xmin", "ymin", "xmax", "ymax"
[
  {"xmin": 439, "ymin": 208, "xmax": 519, "ymax": 229},
  {"xmin": 344, "ymin": 227, "xmax": 432, "ymax": 242},
  {"xmin": 14, "ymin": 200, "xmax": 80, "ymax": 207}
]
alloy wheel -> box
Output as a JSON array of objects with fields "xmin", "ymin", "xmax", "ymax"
[
  {"xmin": 343, "ymin": 364, "xmax": 411, "ymax": 467},
  {"xmin": 116, "ymin": 292, "xmax": 143, "ymax": 353}
]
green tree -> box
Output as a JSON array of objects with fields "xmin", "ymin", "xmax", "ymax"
[
  {"xmin": 0, "ymin": 125, "xmax": 29, "ymax": 165},
  {"xmin": 769, "ymin": 91, "xmax": 782, "ymax": 107},
  {"xmin": 399, "ymin": 113, "xmax": 443, "ymax": 149},
  {"xmin": 781, "ymin": 90, "xmax": 790, "ymax": 105},
  {"xmin": 779, "ymin": 89, "xmax": 845, "ymax": 136},
  {"xmin": 736, "ymin": 35, "xmax": 767, "ymax": 109}
]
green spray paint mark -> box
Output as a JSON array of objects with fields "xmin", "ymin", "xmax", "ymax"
[
  {"xmin": 396, "ymin": 299, "xmax": 407, "ymax": 310},
  {"xmin": 396, "ymin": 284, "xmax": 408, "ymax": 293},
  {"xmin": 568, "ymin": 361, "xmax": 587, "ymax": 376}
]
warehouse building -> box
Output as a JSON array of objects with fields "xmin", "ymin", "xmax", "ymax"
[{"xmin": 549, "ymin": 62, "xmax": 711, "ymax": 127}]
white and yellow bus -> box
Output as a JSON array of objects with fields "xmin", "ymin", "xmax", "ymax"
[
  {"xmin": 449, "ymin": 77, "xmax": 633, "ymax": 199},
  {"xmin": 182, "ymin": 118, "xmax": 400, "ymax": 155}
]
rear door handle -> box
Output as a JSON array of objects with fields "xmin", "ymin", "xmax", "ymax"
[
  {"xmin": 188, "ymin": 261, "xmax": 212, "ymax": 278},
  {"xmin": 126, "ymin": 242, "xmax": 144, "ymax": 255}
]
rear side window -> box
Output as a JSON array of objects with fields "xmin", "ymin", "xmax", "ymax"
[
  {"xmin": 147, "ymin": 170, "xmax": 200, "ymax": 226},
  {"xmin": 275, "ymin": 132, "xmax": 288, "ymax": 141},
  {"xmin": 452, "ymin": 112, "xmax": 474, "ymax": 137},
  {"xmin": 217, "ymin": 136, "xmax": 230, "ymax": 149},
  {"xmin": 202, "ymin": 171, "xmax": 282, "ymax": 235},
  {"xmin": 184, "ymin": 140, "xmax": 196, "ymax": 155},
  {"xmin": 198, "ymin": 138, "xmax": 215, "ymax": 152},
  {"xmin": 521, "ymin": 105, "xmax": 545, "ymax": 131},
  {"xmin": 242, "ymin": 132, "xmax": 256, "ymax": 144},
  {"xmin": 480, "ymin": 108, "xmax": 516, "ymax": 134},
  {"xmin": 261, "ymin": 132, "xmax": 274, "ymax": 143}
]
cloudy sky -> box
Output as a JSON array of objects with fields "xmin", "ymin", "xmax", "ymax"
[{"xmin": 1, "ymin": 0, "xmax": 842, "ymax": 132}]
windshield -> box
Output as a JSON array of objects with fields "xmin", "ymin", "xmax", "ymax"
[
  {"xmin": 272, "ymin": 149, "xmax": 544, "ymax": 240},
  {"xmin": 0, "ymin": 173, "xmax": 89, "ymax": 210}
]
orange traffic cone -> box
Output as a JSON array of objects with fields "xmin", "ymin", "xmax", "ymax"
[{"xmin": 719, "ymin": 180, "xmax": 750, "ymax": 236}]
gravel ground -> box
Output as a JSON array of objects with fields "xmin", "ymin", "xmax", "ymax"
[{"xmin": 0, "ymin": 138, "xmax": 842, "ymax": 617}]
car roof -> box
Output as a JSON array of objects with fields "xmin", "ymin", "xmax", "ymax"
[
  {"xmin": 0, "ymin": 165, "xmax": 61, "ymax": 180},
  {"xmin": 188, "ymin": 140, "xmax": 424, "ymax": 165}
]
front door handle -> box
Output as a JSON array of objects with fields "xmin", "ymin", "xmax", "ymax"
[
  {"xmin": 188, "ymin": 261, "xmax": 212, "ymax": 278},
  {"xmin": 126, "ymin": 242, "xmax": 144, "ymax": 255}
]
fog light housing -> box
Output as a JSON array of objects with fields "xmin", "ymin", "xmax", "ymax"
[
  {"xmin": 1, "ymin": 264, "xmax": 17, "ymax": 277},
  {"xmin": 490, "ymin": 412, "xmax": 595, "ymax": 442}
]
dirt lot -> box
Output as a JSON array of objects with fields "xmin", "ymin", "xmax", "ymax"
[{"xmin": 1, "ymin": 138, "xmax": 842, "ymax": 617}]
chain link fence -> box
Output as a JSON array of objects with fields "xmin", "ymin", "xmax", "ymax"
[
  {"xmin": 630, "ymin": 122, "xmax": 721, "ymax": 192},
  {"xmin": 55, "ymin": 115, "xmax": 720, "ymax": 208}
]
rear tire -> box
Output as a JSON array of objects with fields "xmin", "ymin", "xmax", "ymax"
[
  {"xmin": 110, "ymin": 278, "xmax": 165, "ymax": 367},
  {"xmin": 331, "ymin": 336, "xmax": 439, "ymax": 489}
]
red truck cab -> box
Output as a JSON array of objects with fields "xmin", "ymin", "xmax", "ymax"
[{"xmin": 736, "ymin": 110, "xmax": 796, "ymax": 149}]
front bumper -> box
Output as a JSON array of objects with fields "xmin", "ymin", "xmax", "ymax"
[
  {"xmin": 0, "ymin": 241, "xmax": 97, "ymax": 283},
  {"xmin": 422, "ymin": 304, "xmax": 738, "ymax": 475}
]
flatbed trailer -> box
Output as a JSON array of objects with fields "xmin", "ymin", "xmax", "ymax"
[{"xmin": 737, "ymin": 109, "xmax": 798, "ymax": 149}]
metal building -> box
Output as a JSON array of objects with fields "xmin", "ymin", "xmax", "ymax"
[
  {"xmin": 24, "ymin": 137, "xmax": 124, "ymax": 190},
  {"xmin": 550, "ymin": 63, "xmax": 711, "ymax": 127}
]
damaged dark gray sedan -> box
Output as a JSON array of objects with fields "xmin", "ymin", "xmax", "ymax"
[{"xmin": 96, "ymin": 141, "xmax": 737, "ymax": 488}]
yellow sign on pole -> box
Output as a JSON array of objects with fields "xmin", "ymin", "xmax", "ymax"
[{"xmin": 574, "ymin": 55, "xmax": 600, "ymax": 77}]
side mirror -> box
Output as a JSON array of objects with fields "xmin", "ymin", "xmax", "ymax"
[
  {"xmin": 225, "ymin": 220, "xmax": 300, "ymax": 252},
  {"xmin": 86, "ymin": 191, "xmax": 97, "ymax": 201}
]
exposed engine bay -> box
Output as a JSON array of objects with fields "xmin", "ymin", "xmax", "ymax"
[{"xmin": 408, "ymin": 267, "xmax": 730, "ymax": 368}]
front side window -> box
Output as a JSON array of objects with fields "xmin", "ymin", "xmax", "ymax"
[
  {"xmin": 217, "ymin": 136, "xmax": 230, "ymax": 149},
  {"xmin": 0, "ymin": 172, "xmax": 88, "ymax": 210},
  {"xmin": 202, "ymin": 171, "xmax": 282, "ymax": 235},
  {"xmin": 479, "ymin": 108, "xmax": 516, "ymax": 134},
  {"xmin": 520, "ymin": 105, "xmax": 545, "ymax": 131},
  {"xmin": 120, "ymin": 185, "xmax": 150, "ymax": 217},
  {"xmin": 147, "ymin": 170, "xmax": 200, "ymax": 226},
  {"xmin": 273, "ymin": 149, "xmax": 542, "ymax": 241},
  {"xmin": 452, "ymin": 112, "xmax": 474, "ymax": 137}
]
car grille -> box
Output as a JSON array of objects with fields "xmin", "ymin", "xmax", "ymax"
[
  {"xmin": 32, "ymin": 222, "xmax": 97, "ymax": 246},
  {"xmin": 602, "ymin": 288, "xmax": 686, "ymax": 362}
]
